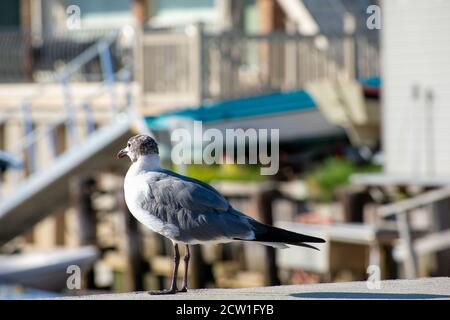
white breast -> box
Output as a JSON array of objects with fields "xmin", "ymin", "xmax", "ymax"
[{"xmin": 123, "ymin": 169, "xmax": 180, "ymax": 239}]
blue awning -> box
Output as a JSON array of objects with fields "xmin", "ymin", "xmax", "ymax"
[
  {"xmin": 145, "ymin": 89, "xmax": 317, "ymax": 129},
  {"xmin": 360, "ymin": 76, "xmax": 381, "ymax": 88}
]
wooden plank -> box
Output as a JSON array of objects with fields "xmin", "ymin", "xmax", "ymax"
[
  {"xmin": 276, "ymin": 221, "xmax": 400, "ymax": 245},
  {"xmin": 377, "ymin": 186, "xmax": 450, "ymax": 218},
  {"xmin": 351, "ymin": 173, "xmax": 450, "ymax": 187},
  {"xmin": 394, "ymin": 229, "xmax": 450, "ymax": 261}
]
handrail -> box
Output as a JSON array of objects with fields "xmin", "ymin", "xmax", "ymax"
[
  {"xmin": 0, "ymin": 30, "xmax": 121, "ymax": 126},
  {"xmin": 139, "ymin": 27, "xmax": 379, "ymax": 103},
  {"xmin": 377, "ymin": 186, "xmax": 450, "ymax": 218},
  {"xmin": 202, "ymin": 31, "xmax": 376, "ymax": 40},
  {"xmin": 28, "ymin": 30, "xmax": 120, "ymax": 104},
  {"xmin": 0, "ymin": 28, "xmax": 133, "ymax": 187},
  {"xmin": 10, "ymin": 66, "xmax": 132, "ymax": 157},
  {"xmin": 12, "ymin": 113, "xmax": 68, "ymax": 154}
]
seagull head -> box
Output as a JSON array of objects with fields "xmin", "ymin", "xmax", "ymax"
[{"xmin": 117, "ymin": 134, "xmax": 159, "ymax": 162}]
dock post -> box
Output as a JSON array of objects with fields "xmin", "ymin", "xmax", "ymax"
[
  {"xmin": 117, "ymin": 187, "xmax": 145, "ymax": 291},
  {"xmin": 71, "ymin": 175, "xmax": 98, "ymax": 288},
  {"xmin": 254, "ymin": 187, "xmax": 280, "ymax": 286},
  {"xmin": 432, "ymin": 198, "xmax": 450, "ymax": 275},
  {"xmin": 189, "ymin": 245, "xmax": 209, "ymax": 289}
]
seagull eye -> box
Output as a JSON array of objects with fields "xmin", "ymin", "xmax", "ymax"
[{"xmin": 127, "ymin": 143, "xmax": 131, "ymax": 147}]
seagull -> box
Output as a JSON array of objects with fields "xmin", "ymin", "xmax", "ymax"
[{"xmin": 117, "ymin": 134, "xmax": 325, "ymax": 294}]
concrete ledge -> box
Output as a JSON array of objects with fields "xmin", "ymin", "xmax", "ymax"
[{"xmin": 62, "ymin": 277, "xmax": 450, "ymax": 300}]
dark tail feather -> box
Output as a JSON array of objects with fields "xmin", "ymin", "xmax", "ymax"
[
  {"xmin": 292, "ymin": 242, "xmax": 320, "ymax": 251},
  {"xmin": 236, "ymin": 222, "xmax": 325, "ymax": 250}
]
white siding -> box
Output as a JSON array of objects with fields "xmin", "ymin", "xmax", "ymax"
[{"xmin": 382, "ymin": 0, "xmax": 450, "ymax": 177}]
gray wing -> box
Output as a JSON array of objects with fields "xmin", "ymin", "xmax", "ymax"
[{"xmin": 139, "ymin": 171, "xmax": 254, "ymax": 242}]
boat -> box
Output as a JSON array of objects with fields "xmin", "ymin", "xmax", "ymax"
[
  {"xmin": 146, "ymin": 89, "xmax": 345, "ymax": 144},
  {"xmin": 0, "ymin": 246, "xmax": 99, "ymax": 292}
]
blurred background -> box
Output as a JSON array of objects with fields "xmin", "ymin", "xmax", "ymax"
[{"xmin": 0, "ymin": 0, "xmax": 449, "ymax": 299}]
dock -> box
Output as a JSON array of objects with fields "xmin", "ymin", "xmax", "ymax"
[{"xmin": 61, "ymin": 277, "xmax": 450, "ymax": 300}]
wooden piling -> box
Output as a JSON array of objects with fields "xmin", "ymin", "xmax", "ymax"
[
  {"xmin": 432, "ymin": 198, "xmax": 450, "ymax": 276},
  {"xmin": 71, "ymin": 175, "xmax": 98, "ymax": 288},
  {"xmin": 117, "ymin": 187, "xmax": 145, "ymax": 291},
  {"xmin": 190, "ymin": 245, "xmax": 209, "ymax": 289},
  {"xmin": 253, "ymin": 187, "xmax": 281, "ymax": 286}
]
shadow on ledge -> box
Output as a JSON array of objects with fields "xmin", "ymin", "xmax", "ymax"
[{"xmin": 290, "ymin": 292, "xmax": 450, "ymax": 300}]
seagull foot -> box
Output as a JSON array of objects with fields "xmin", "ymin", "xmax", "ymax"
[
  {"xmin": 148, "ymin": 288, "xmax": 178, "ymax": 295},
  {"xmin": 177, "ymin": 287, "xmax": 188, "ymax": 293}
]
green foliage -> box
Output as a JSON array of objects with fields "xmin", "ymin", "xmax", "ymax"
[
  {"xmin": 173, "ymin": 163, "xmax": 266, "ymax": 183},
  {"xmin": 305, "ymin": 157, "xmax": 381, "ymax": 202}
]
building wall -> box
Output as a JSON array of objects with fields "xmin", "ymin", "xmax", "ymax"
[{"xmin": 382, "ymin": 0, "xmax": 450, "ymax": 177}]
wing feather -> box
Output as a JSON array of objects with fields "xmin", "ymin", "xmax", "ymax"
[
  {"xmin": 129, "ymin": 170, "xmax": 253, "ymax": 242},
  {"xmin": 151, "ymin": 169, "xmax": 230, "ymax": 213}
]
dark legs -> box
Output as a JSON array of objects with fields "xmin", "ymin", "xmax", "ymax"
[
  {"xmin": 149, "ymin": 243, "xmax": 180, "ymax": 295},
  {"xmin": 148, "ymin": 244, "xmax": 190, "ymax": 295},
  {"xmin": 179, "ymin": 244, "xmax": 190, "ymax": 292}
]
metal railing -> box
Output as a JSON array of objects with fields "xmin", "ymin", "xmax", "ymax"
[
  {"xmin": 0, "ymin": 28, "xmax": 133, "ymax": 83},
  {"xmin": 139, "ymin": 25, "xmax": 380, "ymax": 104},
  {"xmin": 0, "ymin": 30, "xmax": 134, "ymax": 198}
]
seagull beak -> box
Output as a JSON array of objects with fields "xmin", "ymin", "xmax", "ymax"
[{"xmin": 117, "ymin": 148, "xmax": 128, "ymax": 159}]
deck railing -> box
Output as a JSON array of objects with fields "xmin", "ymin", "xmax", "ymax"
[
  {"xmin": 0, "ymin": 30, "xmax": 134, "ymax": 198},
  {"xmin": 139, "ymin": 25, "xmax": 379, "ymax": 104},
  {"xmin": 0, "ymin": 28, "xmax": 132, "ymax": 83}
]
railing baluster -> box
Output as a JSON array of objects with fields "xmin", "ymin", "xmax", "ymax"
[
  {"xmin": 100, "ymin": 43, "xmax": 117, "ymax": 114},
  {"xmin": 124, "ymin": 70, "xmax": 134, "ymax": 114},
  {"xmin": 48, "ymin": 124, "xmax": 58, "ymax": 159},
  {"xmin": 61, "ymin": 75, "xmax": 78, "ymax": 147},
  {"xmin": 192, "ymin": 23, "xmax": 205, "ymax": 105},
  {"xmin": 21, "ymin": 102, "xmax": 36, "ymax": 174},
  {"xmin": 83, "ymin": 102, "xmax": 96, "ymax": 134},
  {"xmin": 140, "ymin": 30, "xmax": 380, "ymax": 103}
]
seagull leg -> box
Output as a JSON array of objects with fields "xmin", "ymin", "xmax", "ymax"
[
  {"xmin": 178, "ymin": 244, "xmax": 190, "ymax": 292},
  {"xmin": 148, "ymin": 243, "xmax": 180, "ymax": 295}
]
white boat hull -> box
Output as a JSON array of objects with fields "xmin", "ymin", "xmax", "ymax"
[
  {"xmin": 206, "ymin": 108, "xmax": 344, "ymax": 142},
  {"xmin": 0, "ymin": 246, "xmax": 99, "ymax": 292},
  {"xmin": 164, "ymin": 108, "xmax": 344, "ymax": 144}
]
